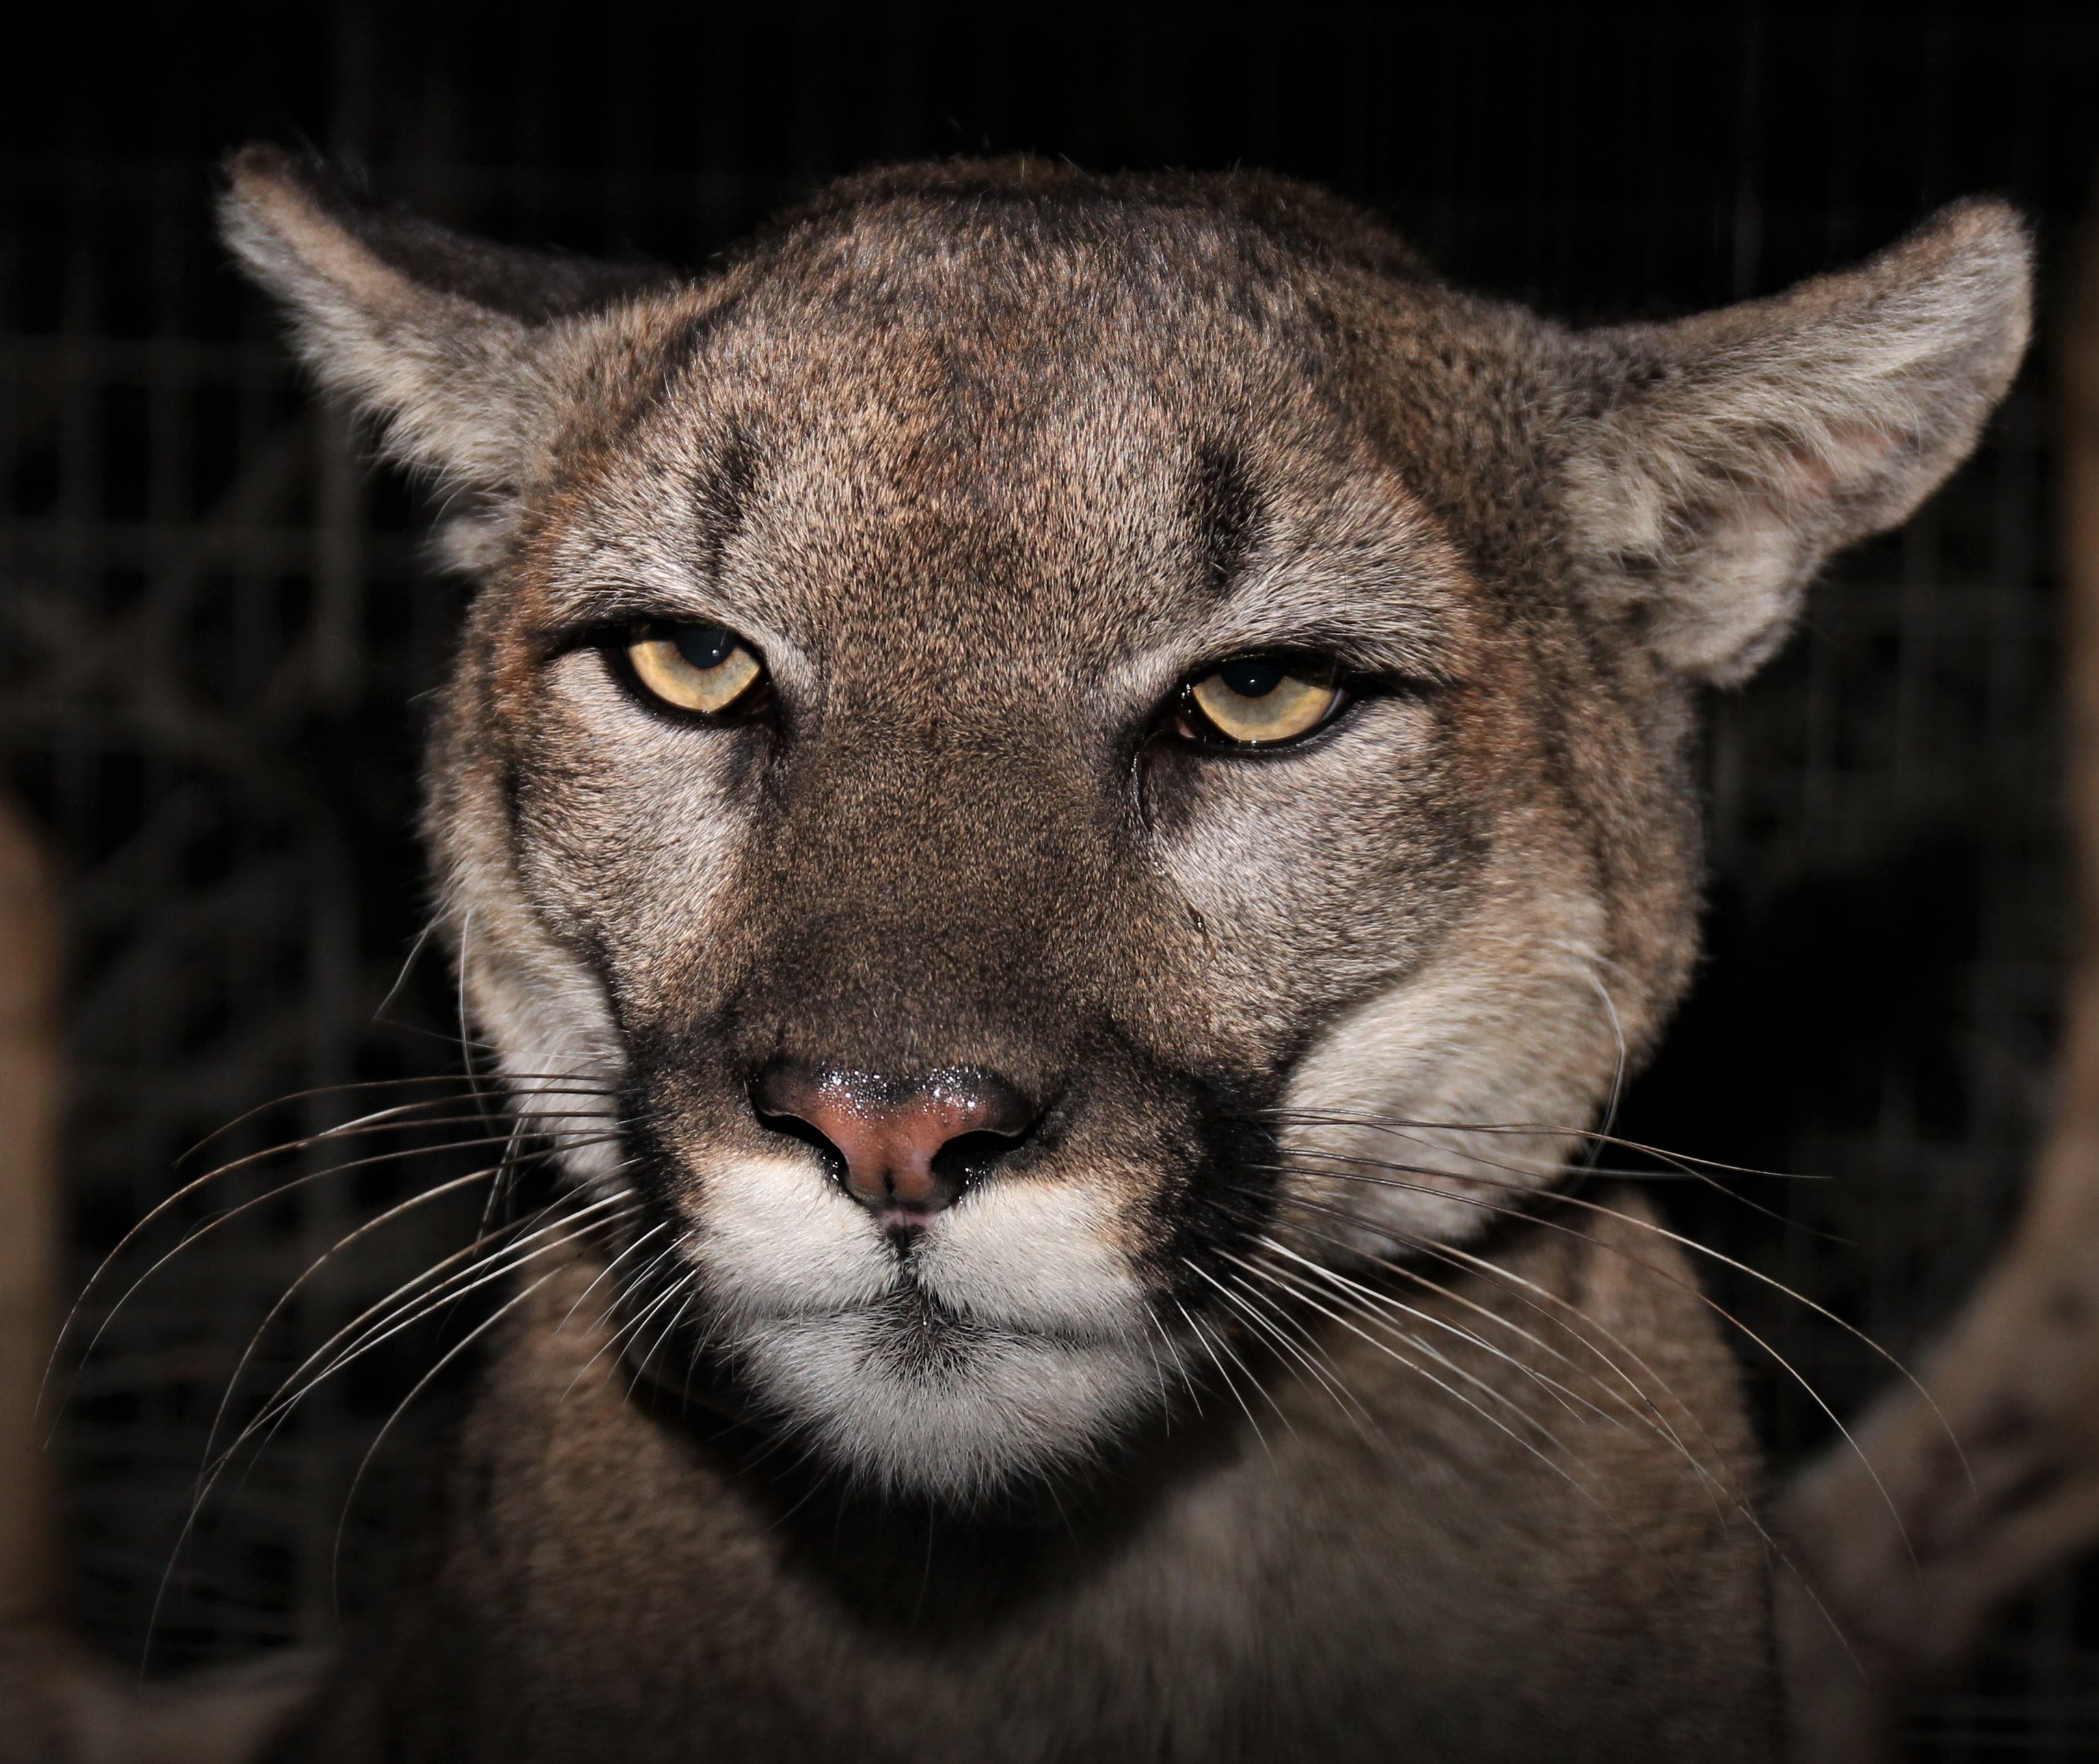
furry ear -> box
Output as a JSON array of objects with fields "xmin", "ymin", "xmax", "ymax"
[
  {"xmin": 1565, "ymin": 200, "xmax": 2033, "ymax": 685},
  {"xmin": 218, "ymin": 145, "xmax": 666, "ymax": 491}
]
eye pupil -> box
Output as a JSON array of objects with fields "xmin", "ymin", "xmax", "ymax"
[
  {"xmin": 1219, "ymin": 658, "xmax": 1284, "ymax": 699},
  {"xmin": 674, "ymin": 625, "xmax": 738, "ymax": 672}
]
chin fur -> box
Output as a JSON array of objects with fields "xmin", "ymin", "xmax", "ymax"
[{"xmin": 727, "ymin": 1306, "xmax": 1163, "ymax": 1504}]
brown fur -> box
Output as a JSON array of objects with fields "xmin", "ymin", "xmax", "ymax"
[{"xmin": 219, "ymin": 151, "xmax": 2031, "ymax": 1759}]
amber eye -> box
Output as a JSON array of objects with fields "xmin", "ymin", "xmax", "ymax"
[
  {"xmin": 625, "ymin": 624, "xmax": 766, "ymax": 717},
  {"xmin": 1179, "ymin": 655, "xmax": 1344, "ymax": 747}
]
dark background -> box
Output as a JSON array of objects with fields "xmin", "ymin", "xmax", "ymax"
[{"xmin": 5, "ymin": 3, "xmax": 2097, "ymax": 1755}]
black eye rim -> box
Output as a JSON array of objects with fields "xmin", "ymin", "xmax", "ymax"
[
  {"xmin": 601, "ymin": 619, "xmax": 775, "ymax": 726},
  {"xmin": 1164, "ymin": 651, "xmax": 1359, "ymax": 752}
]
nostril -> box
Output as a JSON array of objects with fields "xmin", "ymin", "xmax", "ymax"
[
  {"xmin": 749, "ymin": 1097, "xmax": 849, "ymax": 1182},
  {"xmin": 928, "ymin": 1127, "xmax": 1029, "ymax": 1189}
]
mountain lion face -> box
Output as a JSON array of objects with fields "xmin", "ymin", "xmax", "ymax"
[{"xmin": 224, "ymin": 155, "xmax": 2028, "ymax": 1503}]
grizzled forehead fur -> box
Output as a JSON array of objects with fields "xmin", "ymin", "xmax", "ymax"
[{"xmin": 550, "ymin": 163, "xmax": 1558, "ymax": 610}]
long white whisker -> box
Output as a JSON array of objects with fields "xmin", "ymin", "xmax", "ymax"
[
  {"xmin": 328, "ymin": 1268, "xmax": 567, "ymax": 1610},
  {"xmin": 1172, "ymin": 1299, "xmax": 1275, "ymax": 1463},
  {"xmin": 200, "ymin": 1164, "xmax": 502, "ymax": 1482},
  {"xmin": 1263, "ymin": 1157, "xmax": 1923, "ymax": 1559},
  {"xmin": 227, "ymin": 1189, "xmax": 639, "ymax": 1470},
  {"xmin": 1184, "ymin": 1260, "xmax": 1365, "ymax": 1427}
]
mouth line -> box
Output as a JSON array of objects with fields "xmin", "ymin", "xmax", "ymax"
[{"xmin": 735, "ymin": 1284, "xmax": 1139, "ymax": 1354}]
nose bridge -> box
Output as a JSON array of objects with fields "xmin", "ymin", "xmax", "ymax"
[{"xmin": 753, "ymin": 715, "xmax": 1105, "ymax": 1060}]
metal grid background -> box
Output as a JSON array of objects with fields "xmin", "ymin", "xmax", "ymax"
[{"xmin": 4, "ymin": 3, "xmax": 2098, "ymax": 1754}]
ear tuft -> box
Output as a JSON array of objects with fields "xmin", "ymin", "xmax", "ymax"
[
  {"xmin": 219, "ymin": 146, "xmax": 666, "ymax": 493},
  {"xmin": 1565, "ymin": 199, "xmax": 2033, "ymax": 685}
]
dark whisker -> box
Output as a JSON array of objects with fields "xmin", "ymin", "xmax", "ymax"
[{"xmin": 1264, "ymin": 1110, "xmax": 1833, "ymax": 1182}]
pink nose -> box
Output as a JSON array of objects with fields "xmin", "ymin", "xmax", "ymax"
[{"xmin": 751, "ymin": 1064, "xmax": 1035, "ymax": 1217}]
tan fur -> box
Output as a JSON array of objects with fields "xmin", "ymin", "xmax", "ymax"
[{"xmin": 218, "ymin": 150, "xmax": 2031, "ymax": 1759}]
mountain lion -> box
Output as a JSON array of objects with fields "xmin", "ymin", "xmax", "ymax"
[{"xmin": 217, "ymin": 149, "xmax": 2029, "ymax": 1761}]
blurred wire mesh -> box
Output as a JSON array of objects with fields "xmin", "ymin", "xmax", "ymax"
[{"xmin": 3, "ymin": 3, "xmax": 2097, "ymax": 1754}]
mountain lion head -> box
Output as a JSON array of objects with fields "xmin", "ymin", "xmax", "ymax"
[{"xmin": 223, "ymin": 152, "xmax": 2029, "ymax": 1505}]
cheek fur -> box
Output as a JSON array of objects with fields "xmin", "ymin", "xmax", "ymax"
[
  {"xmin": 1275, "ymin": 873, "xmax": 1621, "ymax": 1252},
  {"xmin": 509, "ymin": 651, "xmax": 757, "ymax": 966},
  {"xmin": 1150, "ymin": 701, "xmax": 1468, "ymax": 1004}
]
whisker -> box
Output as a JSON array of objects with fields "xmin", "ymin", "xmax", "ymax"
[
  {"xmin": 1286, "ymin": 1143, "xmax": 1951, "ymax": 1467},
  {"xmin": 1257, "ymin": 1180, "xmax": 1782, "ymax": 1536},
  {"xmin": 627, "ymin": 1287, "xmax": 703, "ymax": 1401},
  {"xmin": 557, "ymin": 1221, "xmax": 673, "ymax": 1340},
  {"xmin": 53, "ymin": 1120, "xmax": 623, "ymax": 1399},
  {"xmin": 56, "ymin": 1135, "xmax": 582, "ymax": 1427},
  {"xmin": 1234, "ymin": 1246, "xmax": 1582, "ymax": 1459},
  {"xmin": 1248, "ymin": 1232, "xmax": 1755, "ymax": 1536},
  {"xmin": 1262, "ymin": 1216, "xmax": 1634, "ymax": 1418},
  {"xmin": 1287, "ymin": 1111, "xmax": 1839, "ymax": 1240},
  {"xmin": 1253, "ymin": 1199, "xmax": 1828, "ymax": 1601},
  {"xmin": 1181, "ymin": 1260, "xmax": 1351, "ymax": 1429},
  {"xmin": 221, "ymin": 1190, "xmax": 640, "ymax": 1477},
  {"xmin": 563, "ymin": 1238, "xmax": 697, "ymax": 1405},
  {"xmin": 200, "ymin": 1164, "xmax": 502, "ymax": 1480},
  {"xmin": 1172, "ymin": 1299, "xmax": 1276, "ymax": 1463},
  {"xmin": 150, "ymin": 1202, "xmax": 628, "ymax": 1670},
  {"xmin": 1256, "ymin": 1249, "xmax": 1585, "ymax": 1479},
  {"xmin": 1135, "ymin": 1312, "xmax": 1182, "ymax": 1428},
  {"xmin": 186, "ymin": 1201, "xmax": 645, "ymax": 1592},
  {"xmin": 1234, "ymin": 1243, "xmax": 1595, "ymax": 1435},
  {"xmin": 178, "ymin": 1074, "xmax": 623, "ymax": 1167},
  {"xmin": 1253, "ymin": 1154, "xmax": 1929, "ymax": 1556},
  {"xmin": 1342, "ymin": 1215, "xmax": 1732, "ymax": 1489},
  {"xmin": 1265, "ymin": 1110, "xmax": 1832, "ymax": 1182},
  {"xmin": 327, "ymin": 1268, "xmax": 568, "ymax": 1616}
]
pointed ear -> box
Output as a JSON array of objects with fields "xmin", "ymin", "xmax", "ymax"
[
  {"xmin": 1564, "ymin": 200, "xmax": 2033, "ymax": 685},
  {"xmin": 219, "ymin": 145, "xmax": 666, "ymax": 491}
]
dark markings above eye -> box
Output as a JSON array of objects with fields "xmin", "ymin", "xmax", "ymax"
[
  {"xmin": 1187, "ymin": 440, "xmax": 1262, "ymax": 599},
  {"xmin": 624, "ymin": 623, "xmax": 768, "ymax": 718},
  {"xmin": 1176, "ymin": 655, "xmax": 1344, "ymax": 748}
]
